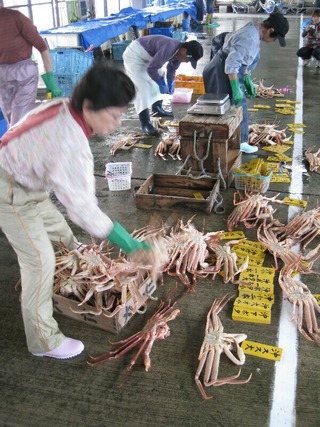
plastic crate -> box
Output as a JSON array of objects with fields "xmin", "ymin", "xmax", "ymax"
[
  {"xmin": 233, "ymin": 171, "xmax": 273, "ymax": 194},
  {"xmin": 49, "ymin": 49, "xmax": 94, "ymax": 96},
  {"xmin": 105, "ymin": 162, "xmax": 132, "ymax": 191},
  {"xmin": 172, "ymin": 88, "xmax": 193, "ymax": 103},
  {"xmin": 174, "ymin": 79, "xmax": 205, "ymax": 95},
  {"xmin": 111, "ymin": 40, "xmax": 132, "ymax": 61},
  {"xmin": 149, "ymin": 26, "xmax": 174, "ymax": 37},
  {"xmin": 172, "ymin": 30, "xmax": 187, "ymax": 41}
]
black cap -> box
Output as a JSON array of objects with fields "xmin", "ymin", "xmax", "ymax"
[
  {"xmin": 184, "ymin": 40, "xmax": 203, "ymax": 69},
  {"xmin": 267, "ymin": 13, "xmax": 289, "ymax": 47}
]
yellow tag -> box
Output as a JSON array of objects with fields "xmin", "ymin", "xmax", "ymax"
[
  {"xmin": 221, "ymin": 231, "xmax": 246, "ymax": 240},
  {"xmin": 270, "ymin": 174, "xmax": 291, "ymax": 183},
  {"xmin": 236, "ymin": 253, "xmax": 264, "ymax": 267},
  {"xmin": 238, "ymin": 282, "xmax": 274, "ymax": 294},
  {"xmin": 47, "ymin": 92, "xmax": 52, "ymax": 100},
  {"xmin": 267, "ymin": 153, "xmax": 292, "ymax": 162},
  {"xmin": 232, "ymin": 307, "xmax": 271, "ymax": 324},
  {"xmin": 134, "ymin": 143, "xmax": 153, "ymax": 149},
  {"xmin": 238, "ymin": 289, "xmax": 275, "ymax": 303},
  {"xmin": 285, "ymin": 100, "xmax": 301, "ymax": 104},
  {"xmin": 248, "ymin": 108, "xmax": 259, "ymax": 112},
  {"xmin": 313, "ymin": 294, "xmax": 320, "ymax": 304},
  {"xmin": 275, "ymin": 103, "xmax": 295, "ymax": 108},
  {"xmin": 241, "ymin": 340, "xmax": 283, "ymax": 361},
  {"xmin": 233, "ymin": 240, "xmax": 267, "ymax": 253},
  {"xmin": 234, "ymin": 297, "xmax": 273, "ymax": 310},
  {"xmin": 193, "ymin": 192, "xmax": 205, "ymax": 200},
  {"xmin": 287, "ymin": 122, "xmax": 306, "ymax": 127},
  {"xmin": 232, "ymin": 247, "xmax": 266, "ymax": 262},
  {"xmin": 240, "ymin": 265, "xmax": 275, "ymax": 279},
  {"xmin": 282, "ymin": 197, "xmax": 307, "ymax": 208},
  {"xmin": 162, "ymin": 121, "xmax": 179, "ymax": 127},
  {"xmin": 275, "ymin": 109, "xmax": 295, "ymax": 115},
  {"xmin": 262, "ymin": 145, "xmax": 291, "ymax": 153},
  {"xmin": 253, "ymin": 104, "xmax": 271, "ymax": 109}
]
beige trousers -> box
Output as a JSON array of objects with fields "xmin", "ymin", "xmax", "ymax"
[{"xmin": 0, "ymin": 167, "xmax": 77, "ymax": 353}]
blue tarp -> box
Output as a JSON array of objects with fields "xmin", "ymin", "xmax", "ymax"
[{"xmin": 40, "ymin": 3, "xmax": 195, "ymax": 49}]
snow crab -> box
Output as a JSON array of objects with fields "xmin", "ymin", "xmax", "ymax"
[
  {"xmin": 195, "ymin": 295, "xmax": 252, "ymax": 400},
  {"xmin": 87, "ymin": 300, "xmax": 180, "ymax": 385},
  {"xmin": 227, "ymin": 191, "xmax": 282, "ymax": 231},
  {"xmin": 279, "ymin": 266, "xmax": 320, "ymax": 343}
]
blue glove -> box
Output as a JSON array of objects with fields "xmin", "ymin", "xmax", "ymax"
[
  {"xmin": 156, "ymin": 78, "xmax": 170, "ymax": 94},
  {"xmin": 167, "ymin": 80, "xmax": 175, "ymax": 95}
]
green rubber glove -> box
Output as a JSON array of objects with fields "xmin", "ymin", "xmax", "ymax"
[
  {"xmin": 107, "ymin": 222, "xmax": 151, "ymax": 254},
  {"xmin": 41, "ymin": 72, "xmax": 62, "ymax": 97},
  {"xmin": 243, "ymin": 74, "xmax": 256, "ymax": 99},
  {"xmin": 229, "ymin": 79, "xmax": 243, "ymax": 105}
]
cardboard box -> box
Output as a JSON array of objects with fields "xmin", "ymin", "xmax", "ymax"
[
  {"xmin": 53, "ymin": 276, "xmax": 156, "ymax": 333},
  {"xmin": 135, "ymin": 173, "xmax": 220, "ymax": 214}
]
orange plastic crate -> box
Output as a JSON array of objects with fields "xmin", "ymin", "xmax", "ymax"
[{"xmin": 175, "ymin": 74, "xmax": 205, "ymax": 95}]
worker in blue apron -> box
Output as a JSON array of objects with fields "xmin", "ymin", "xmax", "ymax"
[{"xmin": 203, "ymin": 13, "xmax": 289, "ymax": 154}]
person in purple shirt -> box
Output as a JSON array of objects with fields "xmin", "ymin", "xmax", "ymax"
[{"xmin": 123, "ymin": 35, "xmax": 203, "ymax": 136}]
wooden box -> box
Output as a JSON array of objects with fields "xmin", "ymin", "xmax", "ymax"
[
  {"xmin": 53, "ymin": 276, "xmax": 156, "ymax": 334},
  {"xmin": 179, "ymin": 106, "xmax": 243, "ymax": 187},
  {"xmin": 179, "ymin": 106, "xmax": 242, "ymax": 139},
  {"xmin": 135, "ymin": 174, "xmax": 220, "ymax": 214}
]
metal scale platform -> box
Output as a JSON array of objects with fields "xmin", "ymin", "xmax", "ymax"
[{"xmin": 187, "ymin": 93, "xmax": 231, "ymax": 116}]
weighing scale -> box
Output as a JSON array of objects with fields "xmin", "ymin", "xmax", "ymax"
[{"xmin": 187, "ymin": 93, "xmax": 231, "ymax": 116}]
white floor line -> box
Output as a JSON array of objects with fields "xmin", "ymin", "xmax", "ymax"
[{"xmin": 269, "ymin": 16, "xmax": 305, "ymax": 427}]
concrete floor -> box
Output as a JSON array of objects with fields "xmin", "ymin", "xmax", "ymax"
[{"xmin": 1, "ymin": 12, "xmax": 320, "ymax": 427}]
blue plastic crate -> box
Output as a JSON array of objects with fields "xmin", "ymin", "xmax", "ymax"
[
  {"xmin": 49, "ymin": 49, "xmax": 94, "ymax": 96},
  {"xmin": 172, "ymin": 30, "xmax": 187, "ymax": 41},
  {"xmin": 111, "ymin": 40, "xmax": 132, "ymax": 61},
  {"xmin": 50, "ymin": 49, "xmax": 93, "ymax": 74},
  {"xmin": 54, "ymin": 74, "xmax": 81, "ymax": 97},
  {"xmin": 149, "ymin": 26, "xmax": 174, "ymax": 37}
]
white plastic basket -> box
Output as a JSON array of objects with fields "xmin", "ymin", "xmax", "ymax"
[{"xmin": 105, "ymin": 162, "xmax": 132, "ymax": 191}]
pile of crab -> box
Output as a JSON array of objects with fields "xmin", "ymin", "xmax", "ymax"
[
  {"xmin": 54, "ymin": 192, "xmax": 320, "ymax": 399},
  {"xmin": 53, "ymin": 216, "xmax": 252, "ymax": 317},
  {"xmin": 226, "ymin": 190, "xmax": 320, "ymax": 344},
  {"xmin": 255, "ymin": 80, "xmax": 284, "ymax": 99},
  {"xmin": 248, "ymin": 122, "xmax": 292, "ymax": 146}
]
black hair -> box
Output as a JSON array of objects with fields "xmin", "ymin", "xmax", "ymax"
[
  {"xmin": 262, "ymin": 19, "xmax": 278, "ymax": 38},
  {"xmin": 71, "ymin": 62, "xmax": 135, "ymax": 112}
]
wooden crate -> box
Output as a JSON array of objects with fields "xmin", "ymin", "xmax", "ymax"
[
  {"xmin": 53, "ymin": 276, "xmax": 156, "ymax": 334},
  {"xmin": 179, "ymin": 106, "xmax": 243, "ymax": 187},
  {"xmin": 135, "ymin": 174, "xmax": 220, "ymax": 214},
  {"xmin": 179, "ymin": 106, "xmax": 242, "ymax": 140}
]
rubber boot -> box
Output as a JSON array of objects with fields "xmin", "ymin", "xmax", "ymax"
[
  {"xmin": 152, "ymin": 100, "xmax": 174, "ymax": 118},
  {"xmin": 139, "ymin": 109, "xmax": 160, "ymax": 136}
]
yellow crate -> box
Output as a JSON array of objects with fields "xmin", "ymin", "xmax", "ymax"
[
  {"xmin": 174, "ymin": 79, "xmax": 205, "ymax": 95},
  {"xmin": 233, "ymin": 171, "xmax": 273, "ymax": 194},
  {"xmin": 175, "ymin": 74, "xmax": 203, "ymax": 82}
]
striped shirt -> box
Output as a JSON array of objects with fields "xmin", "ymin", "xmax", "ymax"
[{"xmin": 0, "ymin": 7, "xmax": 47, "ymax": 64}]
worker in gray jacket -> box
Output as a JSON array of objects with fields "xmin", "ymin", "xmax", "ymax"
[
  {"xmin": 203, "ymin": 13, "xmax": 289, "ymax": 154},
  {"xmin": 123, "ymin": 35, "xmax": 203, "ymax": 136}
]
